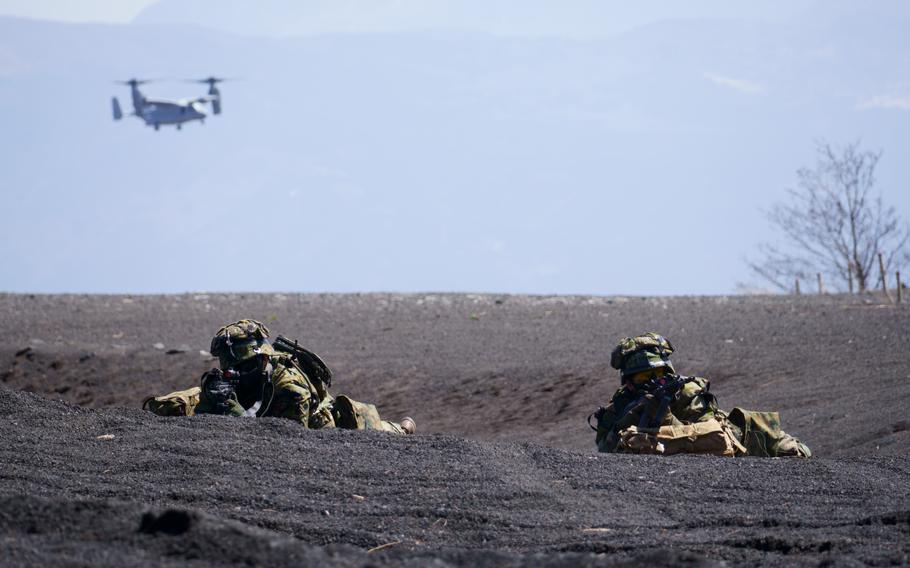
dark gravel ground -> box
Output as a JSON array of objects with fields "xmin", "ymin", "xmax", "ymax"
[{"xmin": 1, "ymin": 292, "xmax": 909, "ymax": 566}]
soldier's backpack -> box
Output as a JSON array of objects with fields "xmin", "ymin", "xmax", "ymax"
[
  {"xmin": 272, "ymin": 335, "xmax": 333, "ymax": 388},
  {"xmin": 616, "ymin": 419, "xmax": 745, "ymax": 457}
]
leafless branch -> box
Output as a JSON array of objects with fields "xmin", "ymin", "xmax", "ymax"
[{"xmin": 748, "ymin": 141, "xmax": 909, "ymax": 293}]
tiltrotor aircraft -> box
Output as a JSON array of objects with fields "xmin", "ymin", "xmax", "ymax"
[{"xmin": 111, "ymin": 77, "xmax": 226, "ymax": 131}]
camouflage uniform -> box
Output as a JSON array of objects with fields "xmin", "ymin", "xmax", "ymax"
[
  {"xmin": 592, "ymin": 332, "xmax": 810, "ymax": 458},
  {"xmin": 145, "ymin": 320, "xmax": 413, "ymax": 435}
]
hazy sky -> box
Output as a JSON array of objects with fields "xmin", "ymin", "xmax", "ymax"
[
  {"xmin": 0, "ymin": 0, "xmax": 817, "ymax": 33},
  {"xmin": 1, "ymin": 2, "xmax": 908, "ymax": 296},
  {"xmin": 0, "ymin": 0, "xmax": 156, "ymax": 23}
]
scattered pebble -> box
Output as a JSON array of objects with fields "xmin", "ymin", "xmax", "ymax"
[
  {"xmin": 96, "ymin": 434, "xmax": 115, "ymax": 441},
  {"xmin": 153, "ymin": 343, "xmax": 165, "ymax": 350}
]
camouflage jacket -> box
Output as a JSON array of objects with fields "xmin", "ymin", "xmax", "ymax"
[
  {"xmin": 594, "ymin": 377, "xmax": 719, "ymax": 453},
  {"xmin": 196, "ymin": 353, "xmax": 336, "ymax": 428}
]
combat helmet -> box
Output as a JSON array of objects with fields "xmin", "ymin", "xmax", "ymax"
[
  {"xmin": 610, "ymin": 332, "xmax": 676, "ymax": 381},
  {"xmin": 210, "ymin": 319, "xmax": 276, "ymax": 370}
]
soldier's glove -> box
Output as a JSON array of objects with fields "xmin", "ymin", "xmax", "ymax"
[{"xmin": 201, "ymin": 368, "xmax": 239, "ymax": 415}]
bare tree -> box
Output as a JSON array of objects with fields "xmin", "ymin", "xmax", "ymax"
[{"xmin": 749, "ymin": 141, "xmax": 909, "ymax": 293}]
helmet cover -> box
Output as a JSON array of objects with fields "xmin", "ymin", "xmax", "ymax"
[
  {"xmin": 610, "ymin": 332, "xmax": 676, "ymax": 379},
  {"xmin": 210, "ymin": 319, "xmax": 276, "ymax": 369}
]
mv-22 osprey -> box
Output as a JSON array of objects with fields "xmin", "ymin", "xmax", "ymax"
[{"xmin": 112, "ymin": 77, "xmax": 226, "ymax": 130}]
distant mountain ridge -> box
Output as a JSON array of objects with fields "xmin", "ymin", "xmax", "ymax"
[{"xmin": 130, "ymin": 0, "xmax": 908, "ymax": 39}]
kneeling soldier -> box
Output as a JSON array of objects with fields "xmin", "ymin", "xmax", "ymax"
[
  {"xmin": 591, "ymin": 332, "xmax": 809, "ymax": 457},
  {"xmin": 144, "ymin": 319, "xmax": 415, "ymax": 435}
]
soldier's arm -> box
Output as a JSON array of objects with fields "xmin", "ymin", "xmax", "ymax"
[
  {"xmin": 595, "ymin": 389, "xmax": 639, "ymax": 453},
  {"xmin": 594, "ymin": 403, "xmax": 619, "ymax": 452},
  {"xmin": 267, "ymin": 381, "xmax": 313, "ymax": 425}
]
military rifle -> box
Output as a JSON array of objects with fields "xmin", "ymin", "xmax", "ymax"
[
  {"xmin": 588, "ymin": 373, "xmax": 697, "ymax": 433},
  {"xmin": 633, "ymin": 373, "xmax": 697, "ymax": 429},
  {"xmin": 200, "ymin": 368, "xmax": 240, "ymax": 414},
  {"xmin": 272, "ymin": 335, "xmax": 333, "ymax": 388}
]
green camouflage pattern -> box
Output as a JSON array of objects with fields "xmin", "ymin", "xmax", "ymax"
[
  {"xmin": 209, "ymin": 319, "xmax": 277, "ymax": 369},
  {"xmin": 264, "ymin": 354, "xmax": 336, "ymax": 428},
  {"xmin": 146, "ymin": 352, "xmax": 406, "ymax": 433},
  {"xmin": 333, "ymin": 395, "xmax": 407, "ymax": 434},
  {"xmin": 594, "ymin": 376, "xmax": 811, "ymax": 458},
  {"xmin": 610, "ymin": 332, "xmax": 676, "ymax": 378},
  {"xmin": 143, "ymin": 387, "xmax": 202, "ymax": 417},
  {"xmin": 726, "ymin": 407, "xmax": 812, "ymax": 458},
  {"xmin": 595, "ymin": 377, "xmax": 718, "ymax": 453}
]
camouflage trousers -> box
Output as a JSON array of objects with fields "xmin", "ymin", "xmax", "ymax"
[
  {"xmin": 615, "ymin": 408, "xmax": 811, "ymax": 458},
  {"xmin": 332, "ymin": 395, "xmax": 407, "ymax": 434}
]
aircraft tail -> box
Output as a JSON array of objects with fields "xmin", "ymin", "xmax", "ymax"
[
  {"xmin": 112, "ymin": 97, "xmax": 123, "ymax": 121},
  {"xmin": 208, "ymin": 84, "xmax": 222, "ymax": 115}
]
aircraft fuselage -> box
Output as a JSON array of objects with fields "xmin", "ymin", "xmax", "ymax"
[{"xmin": 139, "ymin": 101, "xmax": 206, "ymax": 128}]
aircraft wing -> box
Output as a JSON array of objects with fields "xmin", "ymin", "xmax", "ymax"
[{"xmin": 144, "ymin": 100, "xmax": 181, "ymax": 110}]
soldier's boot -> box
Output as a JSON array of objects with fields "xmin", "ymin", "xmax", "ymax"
[
  {"xmin": 773, "ymin": 431, "xmax": 812, "ymax": 458},
  {"xmin": 400, "ymin": 416, "xmax": 417, "ymax": 435}
]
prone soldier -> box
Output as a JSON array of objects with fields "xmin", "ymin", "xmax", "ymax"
[
  {"xmin": 591, "ymin": 332, "xmax": 810, "ymax": 457},
  {"xmin": 144, "ymin": 319, "xmax": 415, "ymax": 435}
]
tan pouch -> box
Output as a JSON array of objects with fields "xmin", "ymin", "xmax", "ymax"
[
  {"xmin": 618, "ymin": 418, "xmax": 741, "ymax": 456},
  {"xmin": 332, "ymin": 395, "xmax": 384, "ymax": 430},
  {"xmin": 142, "ymin": 386, "xmax": 202, "ymax": 417}
]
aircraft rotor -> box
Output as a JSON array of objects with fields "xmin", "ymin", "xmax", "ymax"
[{"xmin": 115, "ymin": 78, "xmax": 158, "ymax": 87}]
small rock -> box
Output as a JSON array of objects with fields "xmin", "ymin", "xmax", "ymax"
[
  {"xmin": 96, "ymin": 434, "xmax": 115, "ymax": 441},
  {"xmin": 153, "ymin": 343, "xmax": 165, "ymax": 350},
  {"xmin": 139, "ymin": 510, "xmax": 194, "ymax": 535}
]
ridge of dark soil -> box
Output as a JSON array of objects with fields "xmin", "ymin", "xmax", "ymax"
[
  {"xmin": 2, "ymin": 385, "xmax": 909, "ymax": 567},
  {"xmin": 1, "ymin": 293, "xmax": 909, "ymax": 566}
]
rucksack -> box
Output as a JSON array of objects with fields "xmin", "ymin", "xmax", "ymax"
[{"xmin": 272, "ymin": 335, "xmax": 333, "ymax": 388}]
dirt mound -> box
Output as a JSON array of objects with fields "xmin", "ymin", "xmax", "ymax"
[{"xmin": 2, "ymin": 384, "xmax": 909, "ymax": 566}]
